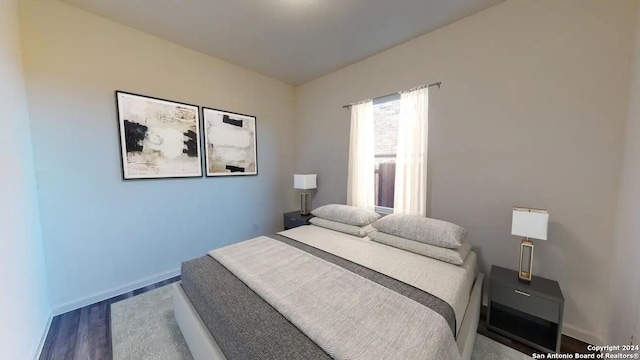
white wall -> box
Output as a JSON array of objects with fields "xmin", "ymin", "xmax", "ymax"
[
  {"xmin": 295, "ymin": 0, "xmax": 637, "ymax": 344},
  {"xmin": 0, "ymin": 0, "xmax": 51, "ymax": 358},
  {"xmin": 607, "ymin": 1, "xmax": 640, "ymax": 346},
  {"xmin": 19, "ymin": 0, "xmax": 296, "ymax": 313}
]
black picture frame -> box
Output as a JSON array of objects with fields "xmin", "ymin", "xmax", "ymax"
[
  {"xmin": 115, "ymin": 91, "xmax": 203, "ymax": 180},
  {"xmin": 201, "ymin": 107, "xmax": 258, "ymax": 177}
]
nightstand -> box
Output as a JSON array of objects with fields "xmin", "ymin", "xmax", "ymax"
[
  {"xmin": 487, "ymin": 265, "xmax": 564, "ymax": 353},
  {"xmin": 283, "ymin": 211, "xmax": 314, "ymax": 230}
]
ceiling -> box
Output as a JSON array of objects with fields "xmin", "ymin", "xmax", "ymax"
[{"xmin": 61, "ymin": 0, "xmax": 504, "ymax": 85}]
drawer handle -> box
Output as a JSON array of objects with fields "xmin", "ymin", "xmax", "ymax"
[
  {"xmin": 290, "ymin": 218, "xmax": 296, "ymax": 221},
  {"xmin": 514, "ymin": 290, "xmax": 531, "ymax": 297}
]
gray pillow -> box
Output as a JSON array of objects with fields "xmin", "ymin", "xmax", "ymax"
[
  {"xmin": 369, "ymin": 230, "xmax": 471, "ymax": 265},
  {"xmin": 309, "ymin": 217, "xmax": 374, "ymax": 237},
  {"xmin": 371, "ymin": 214, "xmax": 467, "ymax": 249},
  {"xmin": 311, "ymin": 204, "xmax": 380, "ymax": 226}
]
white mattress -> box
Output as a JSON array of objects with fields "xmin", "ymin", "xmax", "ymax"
[{"xmin": 279, "ymin": 225, "xmax": 478, "ymax": 335}]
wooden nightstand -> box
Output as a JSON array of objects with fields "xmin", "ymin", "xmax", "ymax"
[
  {"xmin": 487, "ymin": 265, "xmax": 564, "ymax": 353},
  {"xmin": 283, "ymin": 211, "xmax": 314, "ymax": 230}
]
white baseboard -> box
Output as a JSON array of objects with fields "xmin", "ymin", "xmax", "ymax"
[
  {"xmin": 51, "ymin": 268, "xmax": 180, "ymax": 315},
  {"xmin": 33, "ymin": 313, "xmax": 53, "ymax": 360},
  {"xmin": 562, "ymin": 323, "xmax": 603, "ymax": 346}
]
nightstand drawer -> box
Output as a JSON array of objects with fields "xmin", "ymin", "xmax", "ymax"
[{"xmin": 491, "ymin": 283, "xmax": 560, "ymax": 323}]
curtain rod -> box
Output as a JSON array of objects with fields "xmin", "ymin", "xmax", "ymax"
[{"xmin": 342, "ymin": 81, "xmax": 441, "ymax": 109}]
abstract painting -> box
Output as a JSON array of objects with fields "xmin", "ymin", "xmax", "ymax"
[
  {"xmin": 116, "ymin": 91, "xmax": 202, "ymax": 179},
  {"xmin": 202, "ymin": 108, "xmax": 257, "ymax": 177}
]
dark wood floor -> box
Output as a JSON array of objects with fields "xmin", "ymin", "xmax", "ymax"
[
  {"xmin": 38, "ymin": 276, "xmax": 180, "ymax": 360},
  {"xmin": 40, "ymin": 277, "xmax": 592, "ymax": 359}
]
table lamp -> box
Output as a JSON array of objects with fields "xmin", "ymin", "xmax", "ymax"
[
  {"xmin": 512, "ymin": 207, "xmax": 549, "ymax": 284},
  {"xmin": 294, "ymin": 174, "xmax": 317, "ymax": 215}
]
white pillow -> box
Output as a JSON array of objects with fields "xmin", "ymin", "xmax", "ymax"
[
  {"xmin": 372, "ymin": 214, "xmax": 467, "ymax": 249},
  {"xmin": 309, "ymin": 217, "xmax": 374, "ymax": 237},
  {"xmin": 311, "ymin": 204, "xmax": 380, "ymax": 226},
  {"xmin": 369, "ymin": 230, "xmax": 471, "ymax": 265}
]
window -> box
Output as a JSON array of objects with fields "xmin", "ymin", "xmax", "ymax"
[
  {"xmin": 373, "ymin": 94, "xmax": 400, "ymax": 213},
  {"xmin": 347, "ymin": 86, "xmax": 428, "ymax": 216}
]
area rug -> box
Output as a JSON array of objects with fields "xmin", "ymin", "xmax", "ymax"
[
  {"xmin": 471, "ymin": 333, "xmax": 532, "ymax": 360},
  {"xmin": 111, "ymin": 285, "xmax": 193, "ymax": 359},
  {"xmin": 111, "ymin": 284, "xmax": 532, "ymax": 360}
]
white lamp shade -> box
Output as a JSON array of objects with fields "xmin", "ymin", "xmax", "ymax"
[
  {"xmin": 511, "ymin": 207, "xmax": 549, "ymax": 240},
  {"xmin": 294, "ymin": 174, "xmax": 317, "ymax": 190}
]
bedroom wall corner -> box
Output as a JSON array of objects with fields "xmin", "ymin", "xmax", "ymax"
[
  {"xmin": 19, "ymin": 0, "xmax": 296, "ymax": 312},
  {"xmin": 291, "ymin": 84, "xmax": 330, "ymax": 210},
  {"xmin": 0, "ymin": 0, "xmax": 52, "ymax": 358},
  {"xmin": 606, "ymin": 0, "xmax": 640, "ymax": 346}
]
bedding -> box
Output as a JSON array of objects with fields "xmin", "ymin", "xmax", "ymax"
[
  {"xmin": 372, "ymin": 213, "xmax": 468, "ymax": 249},
  {"xmin": 369, "ymin": 230, "xmax": 472, "ymax": 265},
  {"xmin": 281, "ymin": 225, "xmax": 478, "ymax": 334},
  {"xmin": 180, "ymin": 225, "xmax": 478, "ymax": 360},
  {"xmin": 210, "ymin": 236, "xmax": 460, "ymax": 360},
  {"xmin": 181, "ymin": 255, "xmax": 330, "ymax": 360},
  {"xmin": 308, "ymin": 217, "xmax": 374, "ymax": 237},
  {"xmin": 311, "ymin": 204, "xmax": 380, "ymax": 226}
]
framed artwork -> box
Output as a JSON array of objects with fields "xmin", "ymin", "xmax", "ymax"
[
  {"xmin": 116, "ymin": 91, "xmax": 203, "ymax": 179},
  {"xmin": 202, "ymin": 107, "xmax": 258, "ymax": 177}
]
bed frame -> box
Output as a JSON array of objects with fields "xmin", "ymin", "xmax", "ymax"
[{"xmin": 173, "ymin": 272, "xmax": 484, "ymax": 360}]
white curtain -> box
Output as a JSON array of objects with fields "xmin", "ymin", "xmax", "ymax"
[
  {"xmin": 394, "ymin": 87, "xmax": 429, "ymax": 216},
  {"xmin": 347, "ymin": 101, "xmax": 375, "ymax": 210}
]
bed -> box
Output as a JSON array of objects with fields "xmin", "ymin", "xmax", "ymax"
[{"xmin": 174, "ymin": 224, "xmax": 484, "ymax": 360}]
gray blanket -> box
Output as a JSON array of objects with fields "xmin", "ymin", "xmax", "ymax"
[{"xmin": 210, "ymin": 236, "xmax": 461, "ymax": 360}]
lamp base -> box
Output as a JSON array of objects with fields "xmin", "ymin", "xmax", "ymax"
[
  {"xmin": 518, "ymin": 238, "xmax": 534, "ymax": 283},
  {"xmin": 518, "ymin": 277, "xmax": 531, "ymax": 284},
  {"xmin": 300, "ymin": 192, "xmax": 311, "ymax": 215}
]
